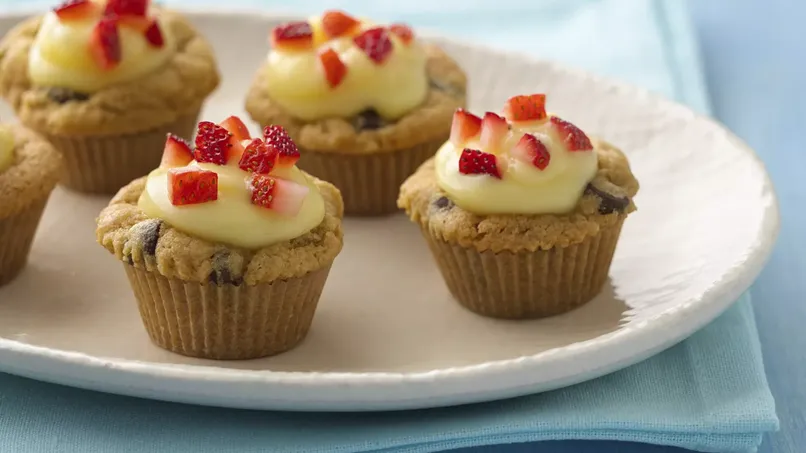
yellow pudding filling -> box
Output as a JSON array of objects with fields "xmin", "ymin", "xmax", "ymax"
[
  {"xmin": 435, "ymin": 114, "xmax": 598, "ymax": 216},
  {"xmin": 0, "ymin": 126, "xmax": 15, "ymax": 173},
  {"xmin": 28, "ymin": 1, "xmax": 176, "ymax": 93},
  {"xmin": 139, "ymin": 162, "xmax": 325, "ymax": 250},
  {"xmin": 263, "ymin": 14, "xmax": 428, "ymax": 121}
]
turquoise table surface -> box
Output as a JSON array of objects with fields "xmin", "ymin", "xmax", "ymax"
[{"xmin": 0, "ymin": 0, "xmax": 801, "ymax": 452}]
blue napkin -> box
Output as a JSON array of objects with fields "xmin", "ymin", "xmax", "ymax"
[{"xmin": 0, "ymin": 0, "xmax": 778, "ymax": 452}]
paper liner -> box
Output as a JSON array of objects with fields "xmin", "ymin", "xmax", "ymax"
[
  {"xmin": 40, "ymin": 112, "xmax": 200, "ymax": 195},
  {"xmin": 297, "ymin": 138, "xmax": 445, "ymax": 216},
  {"xmin": 0, "ymin": 196, "xmax": 49, "ymax": 286},
  {"xmin": 422, "ymin": 217, "xmax": 626, "ymax": 319},
  {"xmin": 123, "ymin": 264, "xmax": 332, "ymax": 360}
]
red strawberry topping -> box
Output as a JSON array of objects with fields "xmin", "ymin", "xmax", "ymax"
[
  {"xmin": 449, "ymin": 109, "xmax": 482, "ymax": 146},
  {"xmin": 353, "ymin": 27, "xmax": 393, "ymax": 64},
  {"xmin": 104, "ymin": 0, "xmax": 148, "ymax": 17},
  {"xmin": 459, "ymin": 148, "xmax": 502, "ymax": 179},
  {"xmin": 388, "ymin": 24, "xmax": 414, "ymax": 45},
  {"xmin": 194, "ymin": 121, "xmax": 232, "ymax": 165},
  {"xmin": 248, "ymin": 175, "xmax": 310, "ymax": 216},
  {"xmin": 53, "ymin": 0, "xmax": 99, "ymax": 21},
  {"xmin": 263, "ymin": 125, "xmax": 300, "ymax": 168},
  {"xmin": 238, "ymin": 138, "xmax": 278, "ymax": 174},
  {"xmin": 319, "ymin": 48, "xmax": 347, "ymax": 88},
  {"xmin": 89, "ymin": 16, "xmax": 121, "ymax": 70},
  {"xmin": 321, "ymin": 10, "xmax": 360, "ymax": 38},
  {"xmin": 168, "ymin": 168, "xmax": 218, "ymax": 206},
  {"xmin": 479, "ymin": 112, "xmax": 509, "ymax": 153},
  {"xmin": 217, "ymin": 116, "xmax": 251, "ymax": 163},
  {"xmin": 503, "ymin": 94, "xmax": 547, "ymax": 122},
  {"xmin": 143, "ymin": 19, "xmax": 164, "ymax": 47},
  {"xmin": 512, "ymin": 134, "xmax": 551, "ymax": 170},
  {"xmin": 160, "ymin": 134, "xmax": 193, "ymax": 168},
  {"xmin": 271, "ymin": 21, "xmax": 314, "ymax": 50},
  {"xmin": 550, "ymin": 116, "xmax": 593, "ymax": 151}
]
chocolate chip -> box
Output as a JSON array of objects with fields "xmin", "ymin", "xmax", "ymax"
[
  {"xmin": 352, "ymin": 109, "xmax": 385, "ymax": 130},
  {"xmin": 209, "ymin": 250, "xmax": 242, "ymax": 286},
  {"xmin": 46, "ymin": 87, "xmax": 90, "ymax": 104},
  {"xmin": 138, "ymin": 220, "xmax": 162, "ymax": 255},
  {"xmin": 124, "ymin": 255, "xmax": 134, "ymax": 265},
  {"xmin": 585, "ymin": 182, "xmax": 630, "ymax": 214},
  {"xmin": 433, "ymin": 196, "xmax": 453, "ymax": 210}
]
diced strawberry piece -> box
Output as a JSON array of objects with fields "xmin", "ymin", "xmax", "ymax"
[
  {"xmin": 194, "ymin": 121, "xmax": 232, "ymax": 165},
  {"xmin": 219, "ymin": 116, "xmax": 250, "ymax": 141},
  {"xmin": 89, "ymin": 16, "xmax": 121, "ymax": 70},
  {"xmin": 167, "ymin": 168, "xmax": 218, "ymax": 206},
  {"xmin": 319, "ymin": 48, "xmax": 347, "ymax": 88},
  {"xmin": 143, "ymin": 19, "xmax": 164, "ymax": 48},
  {"xmin": 238, "ymin": 138, "xmax": 278, "ymax": 174},
  {"xmin": 104, "ymin": 0, "xmax": 148, "ymax": 17},
  {"xmin": 449, "ymin": 109, "xmax": 482, "ymax": 147},
  {"xmin": 271, "ymin": 21, "xmax": 314, "ymax": 51},
  {"xmin": 248, "ymin": 175, "xmax": 310, "ymax": 216},
  {"xmin": 117, "ymin": 15, "xmax": 150, "ymax": 32},
  {"xmin": 512, "ymin": 134, "xmax": 551, "ymax": 170},
  {"xmin": 388, "ymin": 23, "xmax": 414, "ymax": 45},
  {"xmin": 160, "ymin": 134, "xmax": 193, "ymax": 168},
  {"xmin": 503, "ymin": 94, "xmax": 547, "ymax": 122},
  {"xmin": 53, "ymin": 0, "xmax": 99, "ymax": 21},
  {"xmin": 458, "ymin": 148, "xmax": 502, "ymax": 179},
  {"xmin": 550, "ymin": 116, "xmax": 593, "ymax": 151},
  {"xmin": 479, "ymin": 112, "xmax": 509, "ymax": 153},
  {"xmin": 321, "ymin": 10, "xmax": 360, "ymax": 38},
  {"xmin": 263, "ymin": 125, "xmax": 300, "ymax": 168},
  {"xmin": 353, "ymin": 27, "xmax": 393, "ymax": 64}
]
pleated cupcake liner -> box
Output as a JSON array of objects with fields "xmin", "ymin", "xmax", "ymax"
[
  {"xmin": 297, "ymin": 138, "xmax": 446, "ymax": 216},
  {"xmin": 0, "ymin": 196, "xmax": 50, "ymax": 286},
  {"xmin": 41, "ymin": 112, "xmax": 200, "ymax": 195},
  {"xmin": 123, "ymin": 263, "xmax": 333, "ymax": 360},
  {"xmin": 422, "ymin": 217, "xmax": 626, "ymax": 319}
]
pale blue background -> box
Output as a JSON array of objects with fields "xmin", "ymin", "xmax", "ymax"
[{"xmin": 0, "ymin": 0, "xmax": 803, "ymax": 452}]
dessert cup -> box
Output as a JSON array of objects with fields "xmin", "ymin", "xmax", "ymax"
[{"xmin": 398, "ymin": 94, "xmax": 639, "ymax": 319}]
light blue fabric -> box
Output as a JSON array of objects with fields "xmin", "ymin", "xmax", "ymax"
[{"xmin": 0, "ymin": 1, "xmax": 778, "ymax": 452}]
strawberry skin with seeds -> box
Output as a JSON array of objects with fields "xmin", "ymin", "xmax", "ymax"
[
  {"xmin": 239, "ymin": 138, "xmax": 278, "ymax": 174},
  {"xmin": 263, "ymin": 125, "xmax": 300, "ymax": 168},
  {"xmin": 512, "ymin": 134, "xmax": 551, "ymax": 170},
  {"xmin": 168, "ymin": 168, "xmax": 218, "ymax": 206},
  {"xmin": 248, "ymin": 175, "xmax": 310, "ymax": 216},
  {"xmin": 550, "ymin": 116, "xmax": 593, "ymax": 151},
  {"xmin": 459, "ymin": 148, "xmax": 503, "ymax": 179},
  {"xmin": 53, "ymin": 0, "xmax": 99, "ymax": 21},
  {"xmin": 194, "ymin": 121, "xmax": 232, "ymax": 165},
  {"xmin": 321, "ymin": 10, "xmax": 360, "ymax": 38},
  {"xmin": 449, "ymin": 109, "xmax": 482, "ymax": 147},
  {"xmin": 319, "ymin": 48, "xmax": 347, "ymax": 88},
  {"xmin": 271, "ymin": 21, "xmax": 314, "ymax": 50},
  {"xmin": 503, "ymin": 94, "xmax": 547, "ymax": 122},
  {"xmin": 354, "ymin": 27, "xmax": 393, "ymax": 64},
  {"xmin": 160, "ymin": 134, "xmax": 193, "ymax": 168},
  {"xmin": 479, "ymin": 112, "xmax": 509, "ymax": 154}
]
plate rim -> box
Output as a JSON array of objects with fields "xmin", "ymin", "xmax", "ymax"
[{"xmin": 0, "ymin": 7, "xmax": 781, "ymax": 410}]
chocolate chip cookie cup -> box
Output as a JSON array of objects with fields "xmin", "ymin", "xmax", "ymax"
[
  {"xmin": 398, "ymin": 94, "xmax": 639, "ymax": 319},
  {"xmin": 96, "ymin": 116, "xmax": 344, "ymax": 359},
  {"xmin": 0, "ymin": 0, "xmax": 220, "ymax": 194},
  {"xmin": 245, "ymin": 10, "xmax": 466, "ymax": 215},
  {"xmin": 0, "ymin": 124, "xmax": 62, "ymax": 285}
]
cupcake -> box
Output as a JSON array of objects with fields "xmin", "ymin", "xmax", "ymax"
[
  {"xmin": 245, "ymin": 10, "xmax": 466, "ymax": 216},
  {"xmin": 0, "ymin": 123, "xmax": 62, "ymax": 285},
  {"xmin": 0, "ymin": 0, "xmax": 219, "ymax": 194},
  {"xmin": 398, "ymin": 94, "xmax": 639, "ymax": 319},
  {"xmin": 96, "ymin": 116, "xmax": 344, "ymax": 359}
]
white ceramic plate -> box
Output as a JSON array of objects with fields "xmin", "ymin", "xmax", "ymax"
[{"xmin": 0, "ymin": 9, "xmax": 779, "ymax": 412}]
